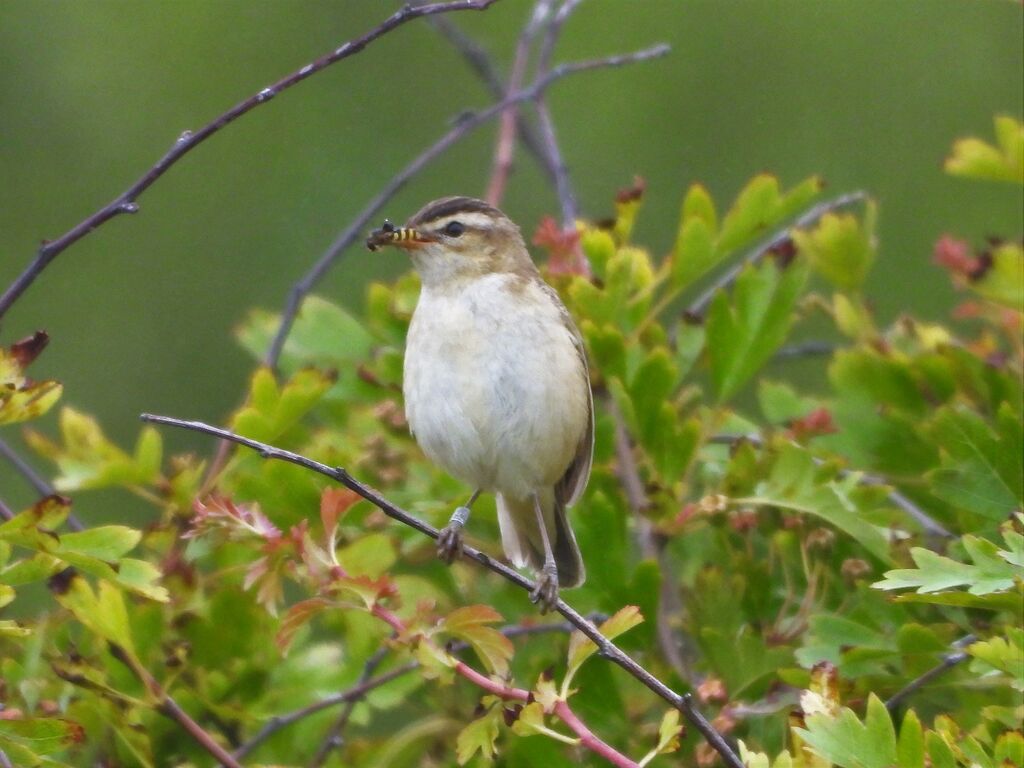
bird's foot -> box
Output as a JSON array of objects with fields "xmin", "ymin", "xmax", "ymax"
[
  {"xmin": 437, "ymin": 512, "xmax": 467, "ymax": 564},
  {"xmin": 529, "ymin": 565, "xmax": 559, "ymax": 614}
]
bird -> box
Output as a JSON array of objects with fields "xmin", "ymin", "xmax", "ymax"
[{"xmin": 366, "ymin": 196, "xmax": 593, "ymax": 611}]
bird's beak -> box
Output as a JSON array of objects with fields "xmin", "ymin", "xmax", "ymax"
[{"xmin": 366, "ymin": 223, "xmax": 434, "ymax": 252}]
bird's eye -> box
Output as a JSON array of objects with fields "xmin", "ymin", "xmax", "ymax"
[{"xmin": 443, "ymin": 221, "xmax": 465, "ymax": 238}]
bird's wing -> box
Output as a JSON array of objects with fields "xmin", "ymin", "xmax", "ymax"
[{"xmin": 546, "ymin": 284, "xmax": 594, "ymax": 508}]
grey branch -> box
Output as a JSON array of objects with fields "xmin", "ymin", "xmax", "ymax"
[
  {"xmin": 140, "ymin": 412, "xmax": 743, "ymax": 768},
  {"xmin": 263, "ymin": 42, "xmax": 671, "ymax": 370},
  {"xmin": 0, "ymin": 0, "xmax": 500, "ymax": 321},
  {"xmin": 885, "ymin": 635, "xmax": 976, "ymax": 713}
]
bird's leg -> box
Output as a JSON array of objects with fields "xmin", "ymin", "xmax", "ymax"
[
  {"xmin": 437, "ymin": 489, "xmax": 481, "ymax": 564},
  {"xmin": 528, "ymin": 492, "xmax": 559, "ymax": 614}
]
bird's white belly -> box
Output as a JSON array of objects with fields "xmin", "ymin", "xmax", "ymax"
[{"xmin": 403, "ymin": 274, "xmax": 587, "ymax": 499}]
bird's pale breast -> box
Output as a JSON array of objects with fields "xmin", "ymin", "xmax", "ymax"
[{"xmin": 403, "ymin": 273, "xmax": 588, "ymax": 499}]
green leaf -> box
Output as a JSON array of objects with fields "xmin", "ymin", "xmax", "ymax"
[
  {"xmin": 230, "ymin": 367, "xmax": 334, "ymax": 443},
  {"xmin": 797, "ymin": 694, "xmax": 896, "ymax": 768},
  {"xmin": 0, "ymin": 717, "xmax": 84, "ymax": 757},
  {"xmin": 707, "ymin": 257, "xmax": 809, "ymax": 400},
  {"xmin": 57, "ymin": 526, "xmax": 141, "ymax": 561},
  {"xmin": 944, "ymin": 115, "xmax": 1024, "ymax": 183},
  {"xmin": 873, "ymin": 536, "xmax": 1021, "ymax": 597},
  {"xmin": 23, "ymin": 409, "xmax": 162, "ymax": 492},
  {"xmin": 456, "ymin": 707, "xmax": 501, "ymax": 764},
  {"xmin": 792, "ymin": 206, "xmax": 876, "ymax": 290},
  {"xmin": 236, "ymin": 295, "xmax": 375, "ymax": 372},
  {"xmin": 896, "ymin": 710, "xmax": 924, "ymax": 768},
  {"xmin": 566, "ymin": 606, "xmax": 643, "ymax": 685},
  {"xmin": 54, "ymin": 576, "xmax": 135, "ymax": 655},
  {"xmin": 0, "ymin": 334, "xmax": 62, "ymax": 425},
  {"xmin": 967, "ymin": 628, "xmax": 1024, "ymax": 690},
  {"xmin": 672, "ymin": 216, "xmax": 718, "ymax": 290},
  {"xmin": 737, "ymin": 444, "xmax": 892, "ymax": 562},
  {"xmin": 440, "ymin": 605, "xmax": 514, "ymax": 678},
  {"xmin": 927, "ymin": 404, "xmax": 1023, "ymax": 520},
  {"xmin": 638, "ymin": 709, "xmax": 682, "ymax": 767},
  {"xmin": 970, "ymin": 241, "xmax": 1024, "ymax": 309}
]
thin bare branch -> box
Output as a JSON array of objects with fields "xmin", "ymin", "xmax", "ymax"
[
  {"xmin": 0, "ymin": 0, "xmax": 500, "ymax": 322},
  {"xmin": 109, "ymin": 643, "xmax": 243, "ymax": 768},
  {"xmin": 686, "ymin": 191, "xmax": 868, "ymax": 320},
  {"xmin": 485, "ymin": 0, "xmax": 556, "ymax": 205},
  {"xmin": 233, "ymin": 618, "xmax": 590, "ymax": 761},
  {"xmin": 263, "ymin": 42, "xmax": 671, "ymax": 370},
  {"xmin": 309, "ymin": 647, "xmax": 390, "ymax": 768},
  {"xmin": 773, "ymin": 340, "xmax": 838, "ymax": 360},
  {"xmin": 428, "ymin": 16, "xmax": 554, "ymax": 181},
  {"xmin": 140, "ymin": 412, "xmax": 744, "ymax": 768},
  {"xmin": 533, "ymin": 0, "xmax": 588, "ymax": 234},
  {"xmin": 0, "ymin": 496, "xmax": 14, "ymax": 522},
  {"xmin": 885, "ymin": 635, "xmax": 976, "ymax": 713},
  {"xmin": 0, "ymin": 436, "xmax": 84, "ymax": 531},
  {"xmin": 233, "ymin": 663, "xmax": 415, "ymax": 761}
]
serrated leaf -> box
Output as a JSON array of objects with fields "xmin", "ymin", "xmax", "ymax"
[
  {"xmin": 873, "ymin": 536, "xmax": 1021, "ymax": 596},
  {"xmin": 736, "ymin": 445, "xmax": 892, "ymax": 562},
  {"xmin": 927, "ymin": 404, "xmax": 1023, "ymax": 520},
  {"xmin": 672, "ymin": 215, "xmax": 718, "ymax": 290},
  {"xmin": 707, "ymin": 257, "xmax": 809, "ymax": 400},
  {"xmin": 967, "ymin": 629, "xmax": 1024, "ymax": 690},
  {"xmin": 797, "ymin": 694, "xmax": 896, "ymax": 768},
  {"xmin": 456, "ymin": 707, "xmax": 501, "ymax": 764},
  {"xmin": 792, "ymin": 206, "xmax": 876, "ymax": 290},
  {"xmin": 441, "ymin": 605, "xmax": 513, "ymax": 678}
]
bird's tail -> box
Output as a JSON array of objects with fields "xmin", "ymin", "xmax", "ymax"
[{"xmin": 496, "ymin": 489, "xmax": 585, "ymax": 588}]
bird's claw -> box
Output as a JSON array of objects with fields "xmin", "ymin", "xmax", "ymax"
[
  {"xmin": 437, "ymin": 523, "xmax": 464, "ymax": 564},
  {"xmin": 529, "ymin": 566, "xmax": 559, "ymax": 614}
]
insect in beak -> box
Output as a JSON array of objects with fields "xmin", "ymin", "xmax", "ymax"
[{"xmin": 366, "ymin": 220, "xmax": 432, "ymax": 251}]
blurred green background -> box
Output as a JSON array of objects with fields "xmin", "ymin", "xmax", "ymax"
[{"xmin": 1, "ymin": 0, "xmax": 1021, "ymax": 517}]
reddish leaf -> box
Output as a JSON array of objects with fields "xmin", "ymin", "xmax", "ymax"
[{"xmin": 320, "ymin": 487, "xmax": 360, "ymax": 534}]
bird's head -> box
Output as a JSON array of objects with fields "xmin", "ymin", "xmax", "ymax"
[{"xmin": 367, "ymin": 196, "xmax": 535, "ymax": 287}]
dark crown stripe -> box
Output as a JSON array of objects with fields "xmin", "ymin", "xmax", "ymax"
[{"xmin": 408, "ymin": 196, "xmax": 500, "ymax": 227}]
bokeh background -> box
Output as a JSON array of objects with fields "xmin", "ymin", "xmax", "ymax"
[{"xmin": 1, "ymin": 0, "xmax": 1021, "ymax": 519}]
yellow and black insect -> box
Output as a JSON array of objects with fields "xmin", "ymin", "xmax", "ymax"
[{"xmin": 366, "ymin": 219, "xmax": 425, "ymax": 251}]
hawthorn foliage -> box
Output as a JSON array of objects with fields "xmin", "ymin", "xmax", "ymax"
[{"xmin": 0, "ymin": 118, "xmax": 1022, "ymax": 767}]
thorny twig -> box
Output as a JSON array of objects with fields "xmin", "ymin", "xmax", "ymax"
[
  {"xmin": 141, "ymin": 412, "xmax": 745, "ymax": 768},
  {"xmin": 0, "ymin": 0, "xmax": 500, "ymax": 322},
  {"xmin": 0, "ymin": 436, "xmax": 84, "ymax": 531},
  {"xmin": 885, "ymin": 635, "xmax": 977, "ymax": 714},
  {"xmin": 262, "ymin": 42, "xmax": 670, "ymax": 371}
]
